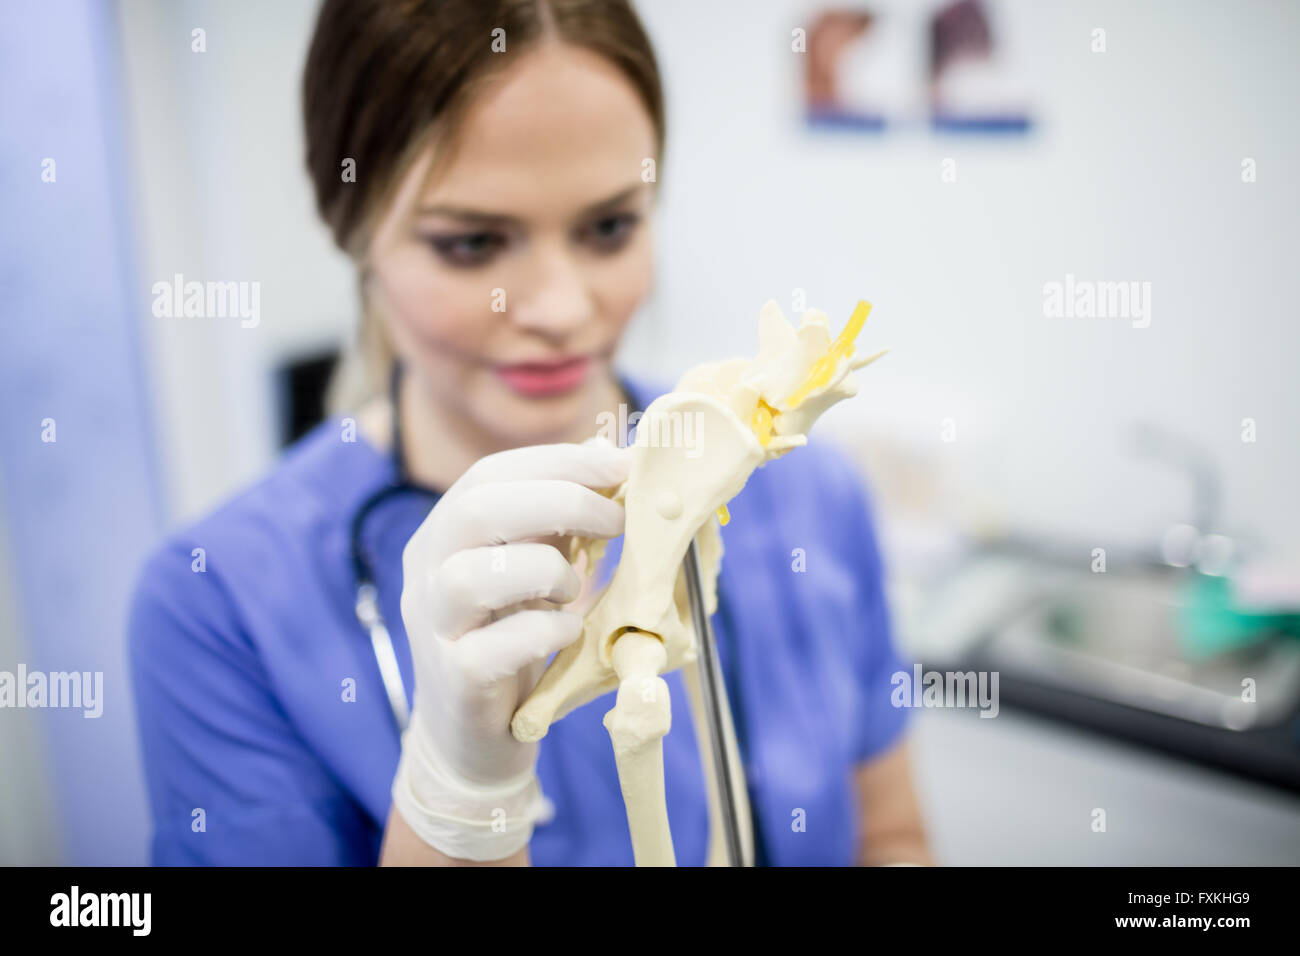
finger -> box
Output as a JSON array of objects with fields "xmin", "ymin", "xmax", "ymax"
[
  {"xmin": 451, "ymin": 441, "xmax": 631, "ymax": 499},
  {"xmin": 453, "ymin": 608, "xmax": 584, "ymax": 685},
  {"xmin": 433, "ymin": 543, "xmax": 582, "ymax": 638},
  {"xmin": 438, "ymin": 479, "xmax": 625, "ymax": 556}
]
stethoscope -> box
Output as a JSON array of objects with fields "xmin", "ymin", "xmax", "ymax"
[
  {"xmin": 349, "ymin": 361, "xmax": 440, "ymax": 736},
  {"xmin": 347, "ymin": 363, "xmax": 769, "ymax": 861},
  {"xmin": 348, "ymin": 362, "xmax": 660, "ymax": 737}
]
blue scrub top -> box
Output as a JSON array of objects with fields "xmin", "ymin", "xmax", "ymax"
[{"xmin": 128, "ymin": 375, "xmax": 911, "ymax": 866}]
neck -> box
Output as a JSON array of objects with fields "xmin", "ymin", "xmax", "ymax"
[{"xmin": 394, "ymin": 371, "xmax": 628, "ymax": 492}]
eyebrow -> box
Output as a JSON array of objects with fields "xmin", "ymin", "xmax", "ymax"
[{"xmin": 415, "ymin": 184, "xmax": 642, "ymax": 226}]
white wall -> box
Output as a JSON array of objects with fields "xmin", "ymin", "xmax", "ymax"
[
  {"xmin": 121, "ymin": 0, "xmax": 1300, "ymax": 565},
  {"xmin": 635, "ymin": 0, "xmax": 1300, "ymax": 558}
]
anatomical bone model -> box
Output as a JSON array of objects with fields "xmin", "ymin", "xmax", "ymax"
[{"xmin": 511, "ymin": 298, "xmax": 884, "ymax": 866}]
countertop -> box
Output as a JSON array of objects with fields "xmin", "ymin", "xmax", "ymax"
[{"xmin": 909, "ymin": 704, "xmax": 1300, "ymax": 865}]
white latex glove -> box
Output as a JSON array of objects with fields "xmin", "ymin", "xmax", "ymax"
[{"xmin": 390, "ymin": 439, "xmax": 630, "ymax": 861}]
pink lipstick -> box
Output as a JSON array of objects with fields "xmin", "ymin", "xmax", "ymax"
[{"xmin": 495, "ymin": 355, "xmax": 591, "ymax": 397}]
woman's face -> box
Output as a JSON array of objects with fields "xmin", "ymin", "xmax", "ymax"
[{"xmin": 365, "ymin": 42, "xmax": 658, "ymax": 446}]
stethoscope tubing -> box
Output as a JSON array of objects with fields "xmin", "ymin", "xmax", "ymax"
[{"xmin": 349, "ymin": 362, "xmax": 440, "ymax": 735}]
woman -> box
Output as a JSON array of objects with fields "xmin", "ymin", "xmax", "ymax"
[{"xmin": 128, "ymin": 0, "xmax": 933, "ymax": 866}]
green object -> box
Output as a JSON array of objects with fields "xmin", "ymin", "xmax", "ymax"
[{"xmin": 1178, "ymin": 573, "xmax": 1300, "ymax": 660}]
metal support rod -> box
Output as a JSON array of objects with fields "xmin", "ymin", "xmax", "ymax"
[{"xmin": 683, "ymin": 537, "xmax": 745, "ymax": 867}]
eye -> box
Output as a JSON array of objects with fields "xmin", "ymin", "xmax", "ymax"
[
  {"xmin": 579, "ymin": 212, "xmax": 640, "ymax": 252},
  {"xmin": 422, "ymin": 231, "xmax": 506, "ymax": 267}
]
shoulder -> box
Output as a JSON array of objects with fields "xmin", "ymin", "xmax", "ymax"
[
  {"xmin": 756, "ymin": 437, "xmax": 871, "ymax": 507},
  {"xmin": 134, "ymin": 417, "xmax": 387, "ymax": 578},
  {"xmin": 748, "ymin": 437, "xmax": 882, "ymax": 566},
  {"xmin": 127, "ymin": 419, "xmax": 388, "ymax": 651}
]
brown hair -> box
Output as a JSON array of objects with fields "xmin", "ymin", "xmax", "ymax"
[{"xmin": 301, "ymin": 0, "xmax": 666, "ymax": 412}]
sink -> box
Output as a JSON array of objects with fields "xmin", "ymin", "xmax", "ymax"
[{"xmin": 980, "ymin": 564, "xmax": 1300, "ymax": 730}]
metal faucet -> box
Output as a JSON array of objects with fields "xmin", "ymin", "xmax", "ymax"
[{"xmin": 1130, "ymin": 423, "xmax": 1235, "ymax": 575}]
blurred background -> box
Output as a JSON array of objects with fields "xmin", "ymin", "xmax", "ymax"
[{"xmin": 2, "ymin": 0, "xmax": 1298, "ymax": 864}]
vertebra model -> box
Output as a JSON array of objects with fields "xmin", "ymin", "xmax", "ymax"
[{"xmin": 512, "ymin": 299, "xmax": 883, "ymax": 866}]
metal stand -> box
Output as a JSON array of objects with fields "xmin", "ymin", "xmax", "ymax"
[{"xmin": 683, "ymin": 537, "xmax": 745, "ymax": 867}]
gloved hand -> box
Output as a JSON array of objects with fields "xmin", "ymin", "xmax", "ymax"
[{"xmin": 390, "ymin": 438, "xmax": 630, "ymax": 861}]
